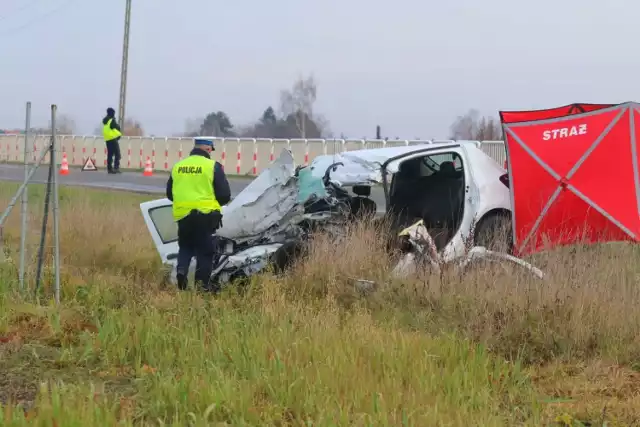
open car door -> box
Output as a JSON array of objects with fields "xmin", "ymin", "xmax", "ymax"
[
  {"xmin": 501, "ymin": 101, "xmax": 640, "ymax": 255},
  {"xmin": 140, "ymin": 198, "xmax": 178, "ymax": 266}
]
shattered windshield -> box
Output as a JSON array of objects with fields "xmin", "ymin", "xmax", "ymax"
[{"xmin": 297, "ymin": 166, "xmax": 328, "ymax": 203}]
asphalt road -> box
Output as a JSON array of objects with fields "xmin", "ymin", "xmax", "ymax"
[{"xmin": 0, "ymin": 164, "xmax": 387, "ymax": 210}]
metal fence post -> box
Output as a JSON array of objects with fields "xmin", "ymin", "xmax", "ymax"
[
  {"xmin": 51, "ymin": 105, "xmax": 61, "ymax": 305},
  {"xmin": 19, "ymin": 102, "xmax": 31, "ymax": 292}
]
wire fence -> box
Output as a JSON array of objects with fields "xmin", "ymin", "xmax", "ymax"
[{"xmin": 0, "ymin": 102, "xmax": 61, "ymax": 304}]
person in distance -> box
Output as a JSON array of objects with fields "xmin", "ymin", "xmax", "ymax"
[{"xmin": 102, "ymin": 107, "xmax": 122, "ymax": 174}]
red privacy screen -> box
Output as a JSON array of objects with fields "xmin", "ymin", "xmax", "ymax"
[
  {"xmin": 500, "ymin": 103, "xmax": 615, "ymax": 124},
  {"xmin": 500, "ymin": 102, "xmax": 640, "ymax": 255}
]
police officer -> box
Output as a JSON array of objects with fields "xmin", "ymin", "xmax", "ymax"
[
  {"xmin": 102, "ymin": 108, "xmax": 123, "ymax": 174},
  {"xmin": 165, "ymin": 138, "xmax": 231, "ymax": 291}
]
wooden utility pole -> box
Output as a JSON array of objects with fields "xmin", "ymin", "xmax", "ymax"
[{"xmin": 118, "ymin": 0, "xmax": 132, "ymax": 128}]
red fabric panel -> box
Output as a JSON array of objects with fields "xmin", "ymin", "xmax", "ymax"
[
  {"xmin": 569, "ymin": 109, "xmax": 639, "ymax": 238},
  {"xmin": 504, "ymin": 105, "xmax": 639, "ymax": 255},
  {"xmin": 523, "ymin": 190, "xmax": 630, "ymax": 254},
  {"xmin": 504, "ymin": 131, "xmax": 562, "ymax": 250},
  {"xmin": 500, "ymin": 103, "xmax": 615, "ymax": 124},
  {"xmin": 507, "ymin": 109, "xmax": 622, "ymax": 179}
]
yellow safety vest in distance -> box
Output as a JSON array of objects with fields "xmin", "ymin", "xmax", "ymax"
[
  {"xmin": 171, "ymin": 155, "xmax": 221, "ymax": 221},
  {"xmin": 103, "ymin": 118, "xmax": 122, "ymax": 142}
]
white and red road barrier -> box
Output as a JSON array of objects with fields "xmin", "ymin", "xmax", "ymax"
[{"xmin": 0, "ymin": 135, "xmax": 507, "ymax": 177}]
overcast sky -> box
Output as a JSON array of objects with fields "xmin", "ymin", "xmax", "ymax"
[{"xmin": 0, "ymin": 0, "xmax": 638, "ymax": 139}]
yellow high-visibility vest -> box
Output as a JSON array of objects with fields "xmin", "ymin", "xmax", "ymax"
[
  {"xmin": 103, "ymin": 118, "xmax": 122, "ymax": 142},
  {"xmin": 171, "ymin": 155, "xmax": 221, "ymax": 221}
]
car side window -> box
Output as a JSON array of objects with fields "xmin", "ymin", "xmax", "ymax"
[
  {"xmin": 417, "ymin": 160, "xmax": 436, "ymax": 177},
  {"xmin": 425, "ymin": 153, "xmax": 464, "ymax": 171},
  {"xmin": 148, "ymin": 205, "xmax": 178, "ymax": 244}
]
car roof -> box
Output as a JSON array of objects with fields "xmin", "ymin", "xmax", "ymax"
[
  {"xmin": 338, "ymin": 141, "xmax": 487, "ymax": 170},
  {"xmin": 348, "ymin": 141, "xmax": 463, "ymax": 159},
  {"xmin": 309, "ymin": 141, "xmax": 504, "ymax": 186}
]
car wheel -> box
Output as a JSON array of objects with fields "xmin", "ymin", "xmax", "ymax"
[
  {"xmin": 270, "ymin": 240, "xmax": 307, "ymax": 274},
  {"xmin": 474, "ymin": 212, "xmax": 513, "ymax": 253}
]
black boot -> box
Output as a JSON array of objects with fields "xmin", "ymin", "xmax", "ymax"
[{"xmin": 176, "ymin": 273, "xmax": 188, "ymax": 290}]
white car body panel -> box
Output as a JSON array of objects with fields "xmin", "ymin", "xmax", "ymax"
[{"xmin": 139, "ymin": 197, "xmax": 178, "ymax": 265}]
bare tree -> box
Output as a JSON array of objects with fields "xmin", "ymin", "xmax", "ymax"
[
  {"xmin": 180, "ymin": 77, "xmax": 332, "ymax": 139},
  {"xmin": 122, "ymin": 118, "xmax": 144, "ymax": 136},
  {"xmin": 183, "ymin": 117, "xmax": 204, "ymax": 137},
  {"xmin": 49, "ymin": 113, "xmax": 76, "ymax": 135},
  {"xmin": 280, "ymin": 74, "xmax": 317, "ymax": 138},
  {"xmin": 314, "ymin": 114, "xmax": 333, "ymax": 138},
  {"xmin": 475, "ymin": 116, "xmax": 503, "ymax": 141},
  {"xmin": 449, "ymin": 109, "xmax": 503, "ymax": 141}
]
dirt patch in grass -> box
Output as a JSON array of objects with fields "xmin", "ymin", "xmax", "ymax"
[{"xmin": 0, "ymin": 304, "xmax": 136, "ymax": 413}]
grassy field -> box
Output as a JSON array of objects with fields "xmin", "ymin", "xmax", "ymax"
[{"xmin": 0, "ymin": 183, "xmax": 639, "ymax": 426}]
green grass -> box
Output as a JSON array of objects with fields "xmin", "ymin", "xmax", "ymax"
[
  {"xmin": 0, "ymin": 292, "xmax": 540, "ymax": 425},
  {"xmin": 0, "ymin": 183, "xmax": 639, "ymax": 425}
]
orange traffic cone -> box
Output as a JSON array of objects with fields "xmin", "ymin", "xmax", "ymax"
[
  {"xmin": 59, "ymin": 152, "xmax": 69, "ymax": 175},
  {"xmin": 143, "ymin": 157, "xmax": 153, "ymax": 176}
]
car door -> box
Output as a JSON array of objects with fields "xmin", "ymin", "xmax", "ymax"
[
  {"xmin": 422, "ymin": 146, "xmax": 480, "ymax": 259},
  {"xmin": 384, "ymin": 144, "xmax": 481, "ymax": 259},
  {"xmin": 384, "ymin": 145, "xmax": 475, "ymax": 203},
  {"xmin": 458, "ymin": 144, "xmax": 482, "ymax": 233},
  {"xmin": 139, "ymin": 198, "xmax": 179, "ymax": 266}
]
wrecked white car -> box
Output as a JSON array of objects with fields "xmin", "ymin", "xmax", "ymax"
[
  {"xmin": 140, "ymin": 142, "xmax": 529, "ymax": 288},
  {"xmin": 140, "ymin": 149, "xmax": 368, "ymax": 287},
  {"xmin": 308, "ymin": 141, "xmax": 514, "ymax": 262}
]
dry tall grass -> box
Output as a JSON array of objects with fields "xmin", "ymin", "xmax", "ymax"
[
  {"xmin": 0, "ymin": 183, "xmax": 639, "ymax": 425},
  {"xmin": 286, "ymin": 218, "xmax": 640, "ymax": 364}
]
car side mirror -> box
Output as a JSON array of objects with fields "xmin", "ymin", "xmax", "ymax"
[{"xmin": 499, "ymin": 173, "xmax": 510, "ymax": 189}]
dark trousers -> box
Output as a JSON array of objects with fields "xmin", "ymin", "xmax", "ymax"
[
  {"xmin": 106, "ymin": 138, "xmax": 121, "ymax": 171},
  {"xmin": 176, "ymin": 210, "xmax": 222, "ymax": 290}
]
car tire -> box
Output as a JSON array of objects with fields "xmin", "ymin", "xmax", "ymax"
[
  {"xmin": 270, "ymin": 240, "xmax": 307, "ymax": 274},
  {"xmin": 474, "ymin": 212, "xmax": 513, "ymax": 253}
]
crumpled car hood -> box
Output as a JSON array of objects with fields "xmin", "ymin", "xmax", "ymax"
[
  {"xmin": 216, "ymin": 148, "xmax": 331, "ymax": 241},
  {"xmin": 216, "ymin": 149, "xmax": 299, "ymax": 240}
]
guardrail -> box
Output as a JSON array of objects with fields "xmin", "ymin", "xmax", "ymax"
[{"xmin": 0, "ymin": 135, "xmax": 507, "ymax": 176}]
